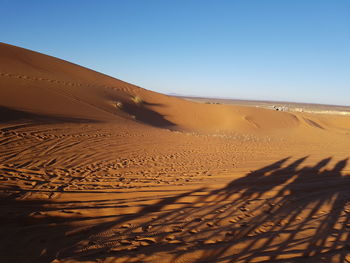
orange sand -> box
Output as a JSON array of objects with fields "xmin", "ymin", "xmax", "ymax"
[{"xmin": 1, "ymin": 42, "xmax": 350, "ymax": 263}]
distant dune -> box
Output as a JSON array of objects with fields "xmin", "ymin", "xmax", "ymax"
[{"xmin": 1, "ymin": 43, "xmax": 350, "ymax": 263}]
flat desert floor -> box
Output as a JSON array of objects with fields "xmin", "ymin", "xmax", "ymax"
[{"xmin": 1, "ymin": 43, "xmax": 350, "ymax": 263}]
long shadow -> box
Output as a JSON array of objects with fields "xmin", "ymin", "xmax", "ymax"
[
  {"xmin": 104, "ymin": 92, "xmax": 177, "ymax": 129},
  {"xmin": 0, "ymin": 106, "xmax": 101, "ymax": 132},
  {"xmin": 121, "ymin": 101, "xmax": 176, "ymax": 129},
  {"xmin": 1, "ymin": 157, "xmax": 350, "ymax": 262}
]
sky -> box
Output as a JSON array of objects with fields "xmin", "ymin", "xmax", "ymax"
[{"xmin": 1, "ymin": 0, "xmax": 350, "ymax": 106}]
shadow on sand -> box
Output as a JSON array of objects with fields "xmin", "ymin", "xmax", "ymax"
[
  {"xmin": 121, "ymin": 100, "xmax": 176, "ymax": 129},
  {"xmin": 0, "ymin": 106, "xmax": 102, "ymax": 134},
  {"xmin": 1, "ymin": 157, "xmax": 350, "ymax": 262}
]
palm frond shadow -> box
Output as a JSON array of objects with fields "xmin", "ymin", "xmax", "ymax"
[
  {"xmin": 72, "ymin": 156, "xmax": 350, "ymax": 262},
  {"xmin": 2, "ymin": 156, "xmax": 350, "ymax": 262}
]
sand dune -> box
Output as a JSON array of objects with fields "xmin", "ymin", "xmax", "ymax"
[
  {"xmin": 1, "ymin": 43, "xmax": 350, "ymax": 263},
  {"xmin": 0, "ymin": 42, "xmax": 332, "ymax": 133}
]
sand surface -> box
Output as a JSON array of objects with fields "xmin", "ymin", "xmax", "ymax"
[{"xmin": 1, "ymin": 43, "xmax": 350, "ymax": 263}]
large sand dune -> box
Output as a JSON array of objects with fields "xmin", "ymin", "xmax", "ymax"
[{"xmin": 1, "ymin": 42, "xmax": 350, "ymax": 262}]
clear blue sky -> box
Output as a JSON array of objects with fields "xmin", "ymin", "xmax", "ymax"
[{"xmin": 2, "ymin": 0, "xmax": 350, "ymax": 105}]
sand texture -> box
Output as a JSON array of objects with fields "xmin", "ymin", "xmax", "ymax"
[{"xmin": 1, "ymin": 42, "xmax": 350, "ymax": 262}]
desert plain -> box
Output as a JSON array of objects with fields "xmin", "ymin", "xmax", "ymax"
[{"xmin": 1, "ymin": 42, "xmax": 350, "ymax": 263}]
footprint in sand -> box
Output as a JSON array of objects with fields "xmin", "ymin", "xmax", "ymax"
[
  {"xmin": 189, "ymin": 229, "xmax": 198, "ymax": 234},
  {"xmin": 207, "ymin": 222, "xmax": 215, "ymax": 227}
]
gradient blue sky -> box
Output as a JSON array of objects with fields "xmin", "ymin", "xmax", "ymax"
[{"xmin": 2, "ymin": 0, "xmax": 350, "ymax": 105}]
